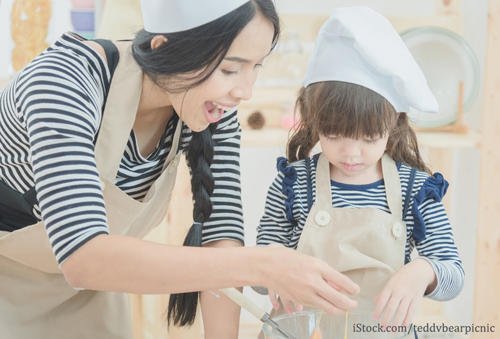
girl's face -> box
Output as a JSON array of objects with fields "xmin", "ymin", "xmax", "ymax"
[
  {"xmin": 167, "ymin": 11, "xmax": 275, "ymax": 132},
  {"xmin": 319, "ymin": 133, "xmax": 389, "ymax": 183}
]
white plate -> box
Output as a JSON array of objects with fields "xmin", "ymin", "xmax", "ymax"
[{"xmin": 401, "ymin": 27, "xmax": 480, "ymax": 128}]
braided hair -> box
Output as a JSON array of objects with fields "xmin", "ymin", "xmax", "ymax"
[
  {"xmin": 167, "ymin": 122, "xmax": 218, "ymax": 326},
  {"xmin": 132, "ymin": 0, "xmax": 280, "ymax": 327}
]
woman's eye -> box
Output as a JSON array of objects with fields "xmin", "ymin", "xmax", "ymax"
[
  {"xmin": 364, "ymin": 138, "xmax": 379, "ymax": 144},
  {"xmin": 221, "ymin": 69, "xmax": 238, "ymax": 75}
]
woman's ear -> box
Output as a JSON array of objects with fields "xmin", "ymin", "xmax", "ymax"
[{"xmin": 151, "ymin": 35, "xmax": 168, "ymax": 50}]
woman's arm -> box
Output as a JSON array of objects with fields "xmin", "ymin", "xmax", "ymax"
[
  {"xmin": 60, "ymin": 233, "xmax": 360, "ymax": 314},
  {"xmin": 200, "ymin": 239, "xmax": 242, "ymax": 339},
  {"xmin": 62, "ymin": 234, "xmax": 258, "ymax": 293}
]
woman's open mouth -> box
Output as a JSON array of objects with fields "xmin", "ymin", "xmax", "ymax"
[{"xmin": 204, "ymin": 101, "xmax": 225, "ymax": 123}]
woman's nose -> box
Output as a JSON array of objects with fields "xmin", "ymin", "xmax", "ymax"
[
  {"xmin": 231, "ymin": 82, "xmax": 253, "ymax": 101},
  {"xmin": 231, "ymin": 72, "xmax": 256, "ymax": 101}
]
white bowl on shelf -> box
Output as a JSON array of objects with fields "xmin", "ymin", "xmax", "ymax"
[{"xmin": 400, "ymin": 26, "xmax": 480, "ymax": 128}]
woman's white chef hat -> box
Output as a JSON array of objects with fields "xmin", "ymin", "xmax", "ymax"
[
  {"xmin": 303, "ymin": 6, "xmax": 439, "ymax": 113},
  {"xmin": 141, "ymin": 0, "xmax": 250, "ymax": 34}
]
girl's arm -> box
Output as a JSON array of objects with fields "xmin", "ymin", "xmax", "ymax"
[
  {"xmin": 200, "ymin": 239, "xmax": 242, "ymax": 339},
  {"xmin": 413, "ymin": 197, "xmax": 464, "ymax": 300},
  {"xmin": 256, "ymin": 161, "xmax": 298, "ymax": 247}
]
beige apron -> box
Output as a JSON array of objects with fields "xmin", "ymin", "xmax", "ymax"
[
  {"xmin": 0, "ymin": 44, "xmax": 183, "ymax": 339},
  {"xmin": 266, "ymin": 154, "xmax": 413, "ymax": 339}
]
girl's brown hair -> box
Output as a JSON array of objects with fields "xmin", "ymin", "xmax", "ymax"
[{"xmin": 287, "ymin": 81, "xmax": 431, "ymax": 173}]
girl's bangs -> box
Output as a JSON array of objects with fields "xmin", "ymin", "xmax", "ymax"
[{"xmin": 307, "ymin": 81, "xmax": 397, "ymax": 139}]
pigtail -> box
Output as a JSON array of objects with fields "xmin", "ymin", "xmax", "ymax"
[
  {"xmin": 386, "ymin": 113, "xmax": 431, "ymax": 174},
  {"xmin": 167, "ymin": 123, "xmax": 218, "ymax": 327},
  {"xmin": 287, "ymin": 87, "xmax": 319, "ymax": 162}
]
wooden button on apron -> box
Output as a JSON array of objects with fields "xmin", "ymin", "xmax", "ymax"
[
  {"xmin": 315, "ymin": 211, "xmax": 331, "ymax": 226},
  {"xmin": 392, "ymin": 222, "xmax": 403, "ymax": 238}
]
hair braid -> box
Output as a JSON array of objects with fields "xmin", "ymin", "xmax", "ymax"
[{"xmin": 167, "ymin": 123, "xmax": 217, "ymax": 326}]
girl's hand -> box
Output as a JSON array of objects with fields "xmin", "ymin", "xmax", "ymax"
[
  {"xmin": 373, "ymin": 258, "xmax": 437, "ymax": 328},
  {"xmin": 262, "ymin": 243, "xmax": 360, "ymax": 315}
]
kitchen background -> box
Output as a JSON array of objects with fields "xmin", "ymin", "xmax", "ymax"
[{"xmin": 0, "ymin": 0, "xmax": 498, "ymax": 338}]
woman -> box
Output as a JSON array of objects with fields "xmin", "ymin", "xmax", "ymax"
[{"xmin": 0, "ymin": 1, "xmax": 359, "ymax": 338}]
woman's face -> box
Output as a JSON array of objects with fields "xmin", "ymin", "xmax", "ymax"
[{"xmin": 167, "ymin": 11, "xmax": 275, "ymax": 132}]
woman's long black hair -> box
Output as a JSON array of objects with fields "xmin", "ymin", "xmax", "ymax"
[{"xmin": 131, "ymin": 0, "xmax": 280, "ymax": 327}]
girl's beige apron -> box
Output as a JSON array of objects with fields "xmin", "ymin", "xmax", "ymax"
[
  {"xmin": 0, "ymin": 45, "xmax": 183, "ymax": 339},
  {"xmin": 267, "ymin": 153, "xmax": 413, "ymax": 338}
]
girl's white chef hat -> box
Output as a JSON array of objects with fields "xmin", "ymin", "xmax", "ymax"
[
  {"xmin": 303, "ymin": 6, "xmax": 439, "ymax": 113},
  {"xmin": 141, "ymin": 0, "xmax": 250, "ymax": 34}
]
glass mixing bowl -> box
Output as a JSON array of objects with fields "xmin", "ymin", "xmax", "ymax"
[{"xmin": 262, "ymin": 310, "xmax": 413, "ymax": 339}]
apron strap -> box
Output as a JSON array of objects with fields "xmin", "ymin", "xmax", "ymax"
[
  {"xmin": 381, "ymin": 153, "xmax": 403, "ymax": 220},
  {"xmin": 315, "ymin": 153, "xmax": 404, "ymax": 219},
  {"xmin": 314, "ymin": 154, "xmax": 334, "ymax": 210},
  {"xmin": 305, "ymin": 157, "xmax": 314, "ymax": 213},
  {"xmin": 94, "ymin": 45, "xmax": 143, "ymax": 181},
  {"xmin": 402, "ymin": 167, "xmax": 417, "ymax": 219},
  {"xmin": 92, "ymin": 39, "xmax": 120, "ymax": 144}
]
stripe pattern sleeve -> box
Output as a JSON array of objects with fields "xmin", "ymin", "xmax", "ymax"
[{"xmin": 14, "ymin": 38, "xmax": 110, "ymax": 264}]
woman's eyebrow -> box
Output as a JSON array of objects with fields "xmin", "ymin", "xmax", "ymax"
[
  {"xmin": 223, "ymin": 55, "xmax": 268, "ymax": 64},
  {"xmin": 223, "ymin": 56, "xmax": 252, "ymax": 64}
]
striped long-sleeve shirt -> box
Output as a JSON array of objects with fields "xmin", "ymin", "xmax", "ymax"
[
  {"xmin": 0, "ymin": 33, "xmax": 244, "ymax": 264},
  {"xmin": 257, "ymin": 154, "xmax": 464, "ymax": 301}
]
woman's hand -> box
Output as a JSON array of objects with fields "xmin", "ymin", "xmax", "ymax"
[
  {"xmin": 373, "ymin": 258, "xmax": 437, "ymax": 328},
  {"xmin": 262, "ymin": 244, "xmax": 359, "ymax": 315}
]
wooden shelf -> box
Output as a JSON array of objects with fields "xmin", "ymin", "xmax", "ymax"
[{"xmin": 241, "ymin": 127, "xmax": 482, "ymax": 149}]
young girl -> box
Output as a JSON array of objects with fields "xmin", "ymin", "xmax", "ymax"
[{"xmin": 257, "ymin": 7, "xmax": 464, "ymax": 338}]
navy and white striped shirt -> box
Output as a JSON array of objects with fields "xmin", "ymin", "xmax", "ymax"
[
  {"xmin": 257, "ymin": 155, "xmax": 464, "ymax": 301},
  {"xmin": 0, "ymin": 33, "xmax": 244, "ymax": 264}
]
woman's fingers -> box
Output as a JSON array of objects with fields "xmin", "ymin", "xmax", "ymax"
[
  {"xmin": 309, "ymin": 292, "xmax": 346, "ymax": 315},
  {"xmin": 281, "ymin": 297, "xmax": 294, "ymax": 314},
  {"xmin": 295, "ymin": 303, "xmax": 303, "ymax": 312},
  {"xmin": 322, "ymin": 263, "xmax": 360, "ymax": 295},
  {"xmin": 267, "ymin": 248, "xmax": 360, "ymax": 314},
  {"xmin": 315, "ymin": 278, "xmax": 358, "ymax": 312},
  {"xmin": 268, "ymin": 289, "xmax": 279, "ymax": 310}
]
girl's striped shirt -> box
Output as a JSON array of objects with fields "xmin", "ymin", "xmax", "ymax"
[{"xmin": 257, "ymin": 155, "xmax": 464, "ymax": 301}]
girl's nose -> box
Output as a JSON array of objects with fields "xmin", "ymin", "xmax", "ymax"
[{"xmin": 341, "ymin": 140, "xmax": 362, "ymax": 156}]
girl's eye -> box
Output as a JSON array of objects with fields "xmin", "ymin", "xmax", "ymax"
[
  {"xmin": 364, "ymin": 138, "xmax": 379, "ymax": 144},
  {"xmin": 327, "ymin": 135, "xmax": 339, "ymax": 141},
  {"xmin": 254, "ymin": 63, "xmax": 263, "ymax": 69}
]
